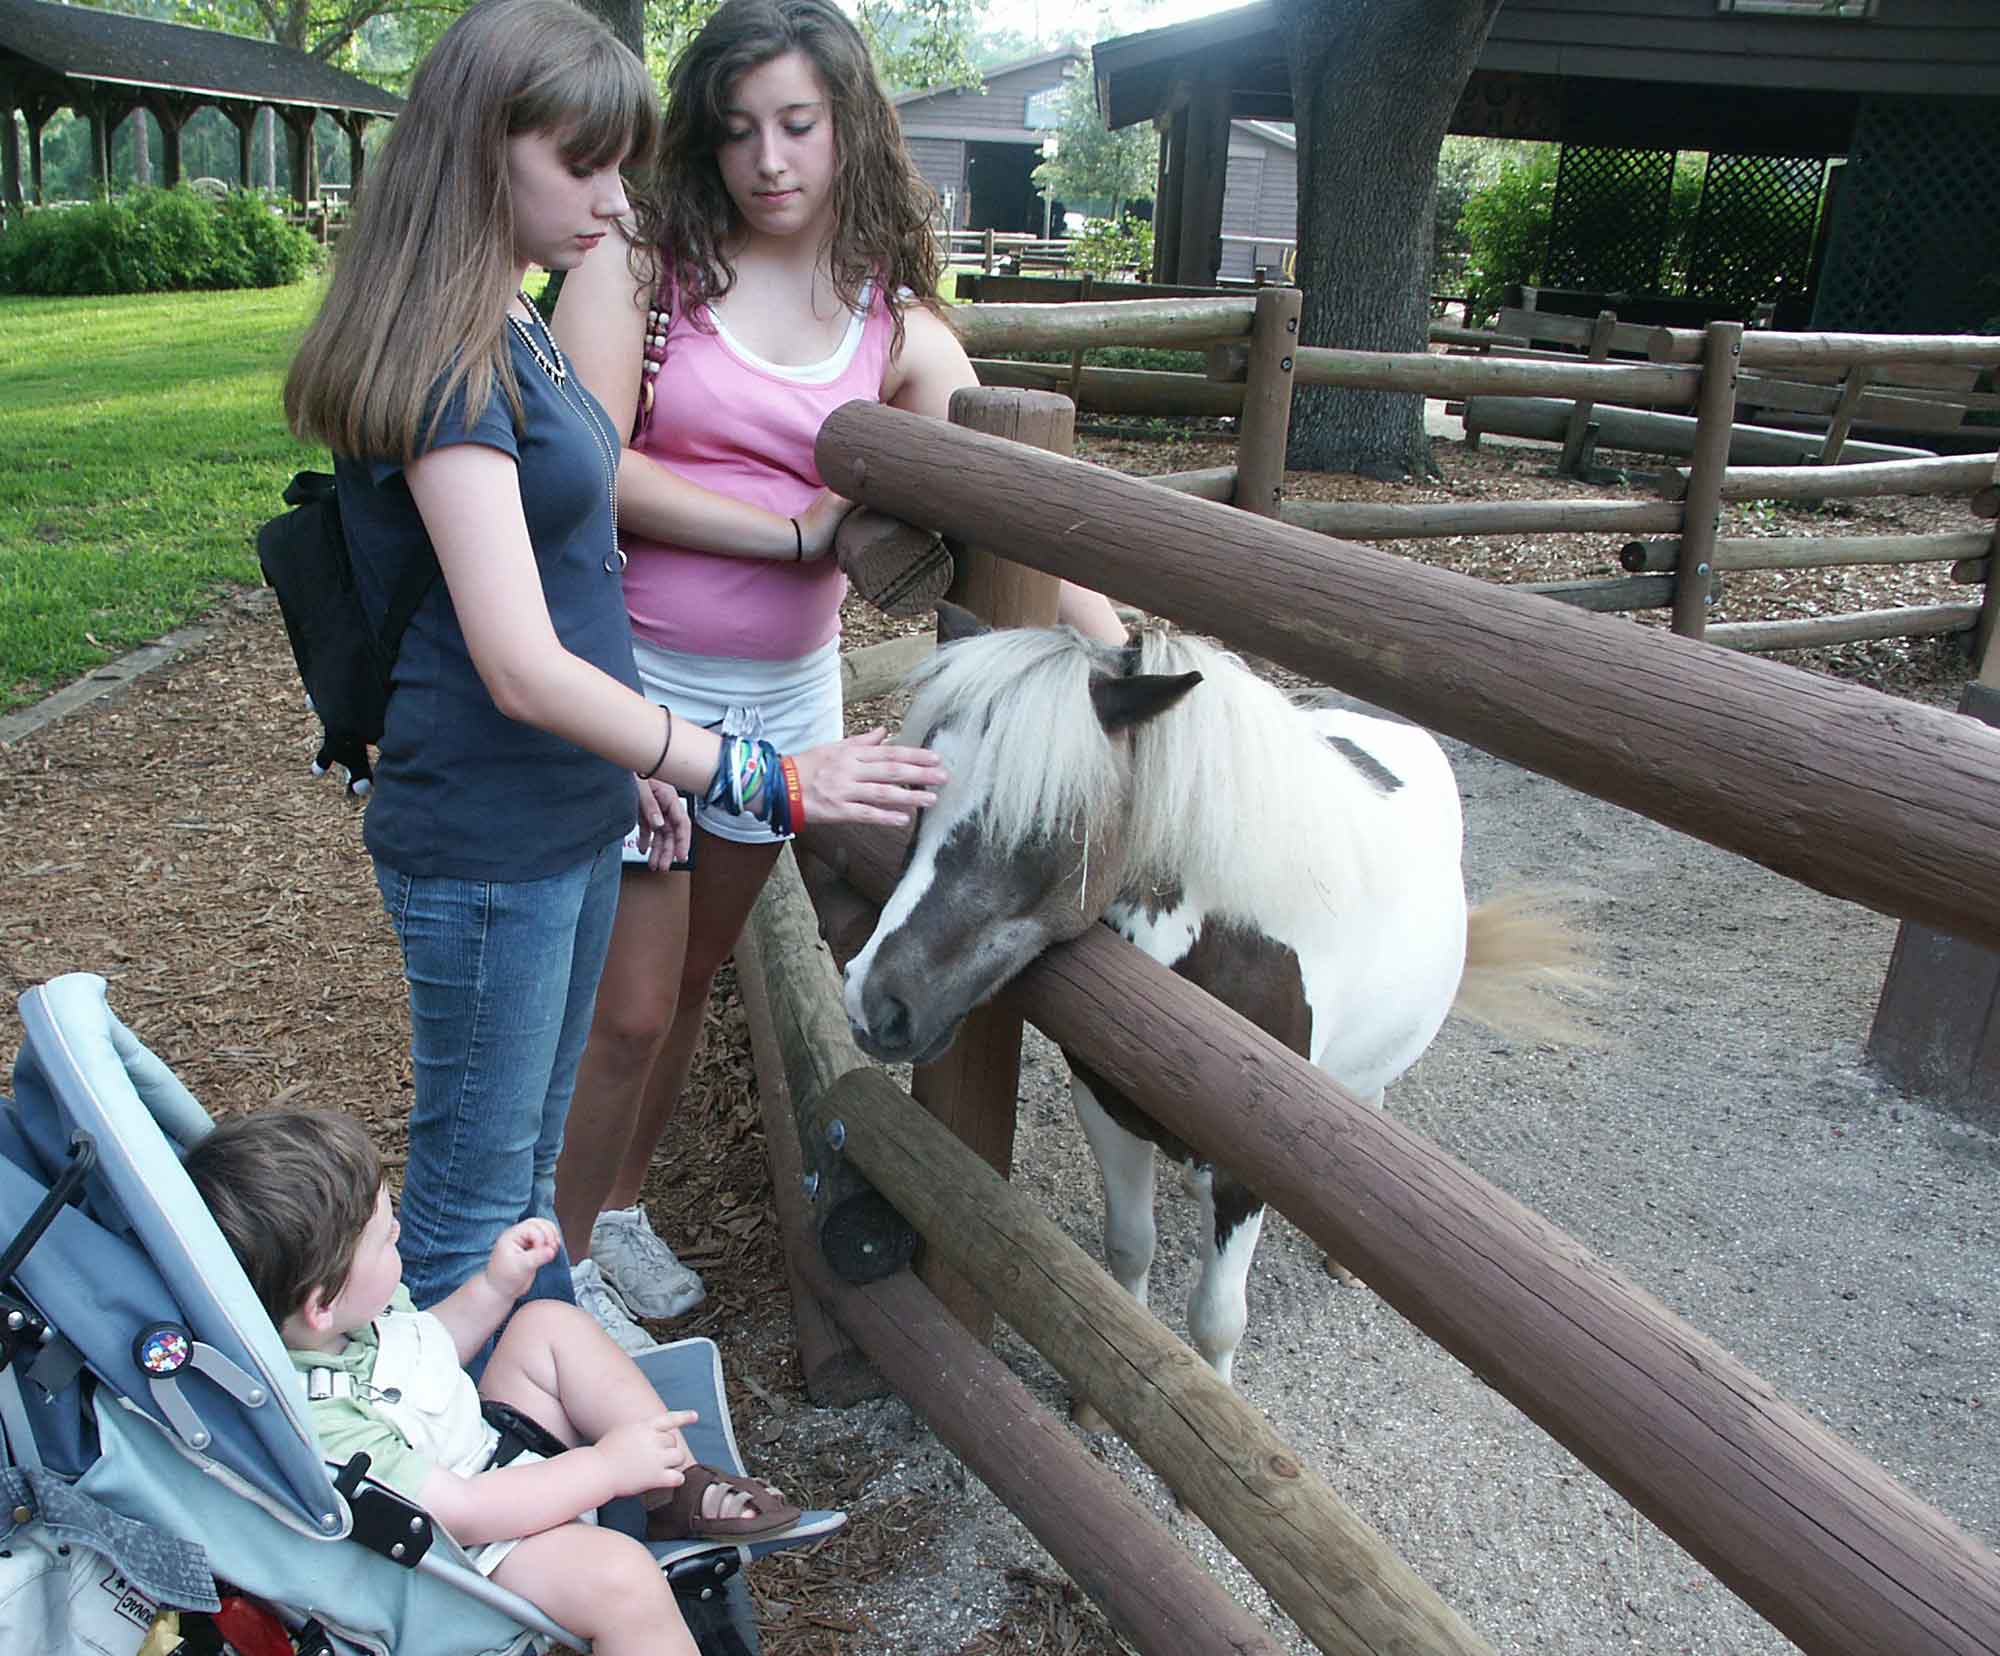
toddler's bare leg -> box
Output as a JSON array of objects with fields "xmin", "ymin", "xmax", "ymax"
[
  {"xmin": 478, "ymin": 1298, "xmax": 670, "ymax": 1445},
  {"xmin": 491, "ymin": 1524, "xmax": 695, "ymax": 1656},
  {"xmin": 479, "ymin": 1300, "xmax": 776, "ymax": 1524}
]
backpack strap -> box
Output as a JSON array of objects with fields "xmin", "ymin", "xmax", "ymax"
[{"xmin": 378, "ymin": 537, "xmax": 439, "ymax": 667}]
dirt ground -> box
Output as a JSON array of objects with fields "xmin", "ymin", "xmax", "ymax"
[{"xmin": 2, "ymin": 429, "xmax": 1994, "ymax": 1655}]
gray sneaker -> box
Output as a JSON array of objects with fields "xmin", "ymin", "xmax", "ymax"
[
  {"xmin": 571, "ymin": 1256, "xmax": 657, "ymax": 1355},
  {"xmin": 591, "ymin": 1204, "xmax": 706, "ymax": 1320}
]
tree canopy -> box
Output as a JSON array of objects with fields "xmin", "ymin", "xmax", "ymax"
[{"xmin": 1030, "ymin": 60, "xmax": 1152, "ymax": 221}]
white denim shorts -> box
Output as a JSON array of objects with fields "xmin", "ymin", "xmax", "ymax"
[{"xmin": 622, "ymin": 635, "xmax": 843, "ymax": 860}]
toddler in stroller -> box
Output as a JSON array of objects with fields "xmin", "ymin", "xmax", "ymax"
[{"xmin": 0, "ymin": 973, "xmax": 842, "ymax": 1656}]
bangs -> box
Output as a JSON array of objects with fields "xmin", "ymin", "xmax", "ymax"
[{"xmin": 517, "ymin": 41, "xmax": 660, "ymax": 168}]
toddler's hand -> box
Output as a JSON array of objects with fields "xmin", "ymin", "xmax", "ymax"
[
  {"xmin": 595, "ymin": 1411, "xmax": 699, "ymax": 1498},
  {"xmin": 484, "ymin": 1219, "xmax": 560, "ymax": 1301}
]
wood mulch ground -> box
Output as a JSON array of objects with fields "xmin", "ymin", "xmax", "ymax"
[{"xmin": 0, "ymin": 429, "xmax": 1983, "ymax": 1654}]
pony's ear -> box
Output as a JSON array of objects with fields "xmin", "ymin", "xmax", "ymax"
[
  {"xmin": 1090, "ymin": 670, "xmax": 1202, "ymax": 734},
  {"xmin": 934, "ymin": 601, "xmax": 988, "ymax": 643}
]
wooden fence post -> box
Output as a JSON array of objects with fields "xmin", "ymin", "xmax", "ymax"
[
  {"xmin": 1558, "ymin": 309, "xmax": 1618, "ymax": 477},
  {"xmin": 1818, "ymin": 364, "xmax": 1872, "ymax": 467},
  {"xmin": 1672, "ymin": 320, "xmax": 1743, "ymax": 638},
  {"xmin": 909, "ymin": 387, "xmax": 1074, "ymax": 1337},
  {"xmin": 1232, "ymin": 285, "xmax": 1302, "ymax": 518},
  {"xmin": 1870, "ymin": 458, "xmax": 2000, "ymax": 1119}
]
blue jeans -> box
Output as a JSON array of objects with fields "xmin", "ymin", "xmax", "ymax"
[{"xmin": 374, "ymin": 841, "xmax": 622, "ymax": 1320}]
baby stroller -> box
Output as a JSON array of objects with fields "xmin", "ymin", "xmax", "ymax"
[{"xmin": 0, "ymin": 972, "xmax": 843, "ymax": 1656}]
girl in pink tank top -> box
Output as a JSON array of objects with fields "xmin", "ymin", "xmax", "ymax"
[{"xmin": 548, "ymin": 0, "xmax": 1124, "ymax": 1346}]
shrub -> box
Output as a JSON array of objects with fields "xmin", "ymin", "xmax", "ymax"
[
  {"xmin": 1068, "ymin": 216, "xmax": 1153, "ymax": 280},
  {"xmin": 1457, "ymin": 146, "xmax": 1559, "ymax": 326},
  {"xmin": 0, "ymin": 187, "xmax": 322, "ymax": 296}
]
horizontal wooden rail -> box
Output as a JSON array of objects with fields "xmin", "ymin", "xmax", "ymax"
[
  {"xmin": 1626, "ymin": 532, "xmax": 1994, "ymax": 574},
  {"xmin": 1146, "ymin": 465, "xmax": 1238, "ymax": 500},
  {"xmin": 970, "ymin": 358, "xmax": 1245, "ymax": 417},
  {"xmin": 1292, "ymin": 346, "xmax": 1700, "ymax": 407},
  {"xmin": 1466, "ymin": 396, "xmax": 1929, "ymax": 465},
  {"xmin": 1648, "ymin": 329, "xmax": 2000, "ymax": 370},
  {"xmin": 1279, "ymin": 496, "xmax": 1686, "ymax": 540},
  {"xmin": 1659, "ymin": 452, "xmax": 2000, "ymax": 503},
  {"xmin": 1705, "ymin": 604, "xmax": 1980, "ymax": 653},
  {"xmin": 949, "ymin": 297, "xmax": 1255, "ymax": 354},
  {"xmin": 810, "ymin": 819, "xmax": 2000, "ymax": 1656},
  {"xmin": 1521, "ymin": 573, "xmax": 1679, "ymax": 611},
  {"xmin": 814, "ymin": 401, "xmax": 2000, "ymax": 948}
]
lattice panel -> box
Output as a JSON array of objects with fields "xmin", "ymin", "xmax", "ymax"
[
  {"xmin": 1542, "ymin": 147, "xmax": 1676, "ymax": 294},
  {"xmin": 1814, "ymin": 96, "xmax": 2000, "ymax": 332},
  {"xmin": 1681, "ymin": 153, "xmax": 1826, "ymax": 313}
]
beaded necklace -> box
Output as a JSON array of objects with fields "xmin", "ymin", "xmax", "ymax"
[{"xmin": 509, "ymin": 290, "xmax": 626, "ymax": 576}]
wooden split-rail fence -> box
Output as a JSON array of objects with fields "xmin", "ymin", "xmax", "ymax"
[
  {"xmin": 950, "ymin": 292, "xmax": 2000, "ymax": 666},
  {"xmin": 725, "ymin": 368, "xmax": 2000, "ymax": 1655}
]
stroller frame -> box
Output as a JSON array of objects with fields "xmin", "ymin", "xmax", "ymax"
[{"xmin": 0, "ymin": 973, "xmax": 841, "ymax": 1656}]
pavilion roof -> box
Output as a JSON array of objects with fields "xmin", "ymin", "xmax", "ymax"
[{"xmin": 0, "ymin": 0, "xmax": 400, "ymax": 116}]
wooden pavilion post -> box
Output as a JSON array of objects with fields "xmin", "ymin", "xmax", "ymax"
[
  {"xmin": 907, "ymin": 385, "xmax": 1072, "ymax": 1338},
  {"xmin": 335, "ymin": 111, "xmax": 370, "ymax": 202},
  {"xmin": 23, "ymin": 95, "xmax": 55, "ymax": 204},
  {"xmin": 146, "ymin": 94, "xmax": 193, "ymax": 189},
  {"xmin": 279, "ymin": 107, "xmax": 315, "ymax": 207},
  {"xmin": 85, "ymin": 97, "xmax": 111, "ymax": 193},
  {"xmin": 1671, "ymin": 319, "xmax": 1743, "ymax": 638},
  {"xmin": 227, "ymin": 104, "xmax": 257, "ymax": 189},
  {"xmin": 2, "ymin": 95, "xmax": 20, "ymax": 209},
  {"xmin": 1173, "ymin": 75, "xmax": 1229, "ymax": 288},
  {"xmin": 1869, "ymin": 458, "xmax": 2000, "ymax": 1120}
]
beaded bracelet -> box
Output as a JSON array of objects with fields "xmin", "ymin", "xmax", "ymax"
[{"xmin": 705, "ymin": 735, "xmax": 792, "ymax": 836}]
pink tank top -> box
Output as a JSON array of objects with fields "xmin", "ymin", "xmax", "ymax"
[{"xmin": 621, "ymin": 280, "xmax": 896, "ymax": 660}]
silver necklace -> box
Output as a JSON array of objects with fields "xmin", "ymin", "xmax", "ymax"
[{"xmin": 511, "ymin": 290, "xmax": 626, "ymax": 575}]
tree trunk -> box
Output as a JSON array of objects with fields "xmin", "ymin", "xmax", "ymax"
[
  {"xmin": 1276, "ymin": 0, "xmax": 1501, "ymax": 479},
  {"xmin": 571, "ymin": 0, "xmax": 643, "ymax": 57}
]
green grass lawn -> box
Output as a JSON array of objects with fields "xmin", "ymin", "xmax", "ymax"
[{"xmin": 0, "ymin": 284, "xmax": 328, "ymax": 712}]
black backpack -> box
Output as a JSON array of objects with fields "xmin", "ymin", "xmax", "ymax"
[{"xmin": 257, "ymin": 470, "xmax": 437, "ymax": 797}]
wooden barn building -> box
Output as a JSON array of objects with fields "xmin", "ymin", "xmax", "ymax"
[
  {"xmin": 1092, "ymin": 0, "xmax": 2000, "ymax": 331},
  {"xmin": 896, "ymin": 44, "xmax": 1295, "ymax": 275}
]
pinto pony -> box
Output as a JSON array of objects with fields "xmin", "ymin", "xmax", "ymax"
[{"xmin": 843, "ymin": 607, "xmax": 1585, "ymax": 1418}]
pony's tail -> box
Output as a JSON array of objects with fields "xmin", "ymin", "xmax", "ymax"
[{"xmin": 1451, "ymin": 889, "xmax": 1605, "ymax": 1046}]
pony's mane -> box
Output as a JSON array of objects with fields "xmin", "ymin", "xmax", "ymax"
[
  {"xmin": 900, "ymin": 626, "xmax": 1335, "ymax": 910},
  {"xmin": 899, "ymin": 626, "xmax": 1124, "ymax": 856},
  {"xmin": 1124, "ymin": 629, "xmax": 1333, "ymax": 908}
]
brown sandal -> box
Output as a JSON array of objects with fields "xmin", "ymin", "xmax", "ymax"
[
  {"xmin": 644, "ymin": 1464, "xmax": 802, "ymax": 1542},
  {"xmin": 835, "ymin": 509, "xmax": 955, "ymax": 618}
]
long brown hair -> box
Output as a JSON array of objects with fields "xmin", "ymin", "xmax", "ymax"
[
  {"xmin": 285, "ymin": 0, "xmax": 659, "ymax": 460},
  {"xmin": 629, "ymin": 0, "xmax": 942, "ymax": 349}
]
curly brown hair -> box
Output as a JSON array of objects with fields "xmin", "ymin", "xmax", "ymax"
[{"xmin": 628, "ymin": 0, "xmax": 942, "ymax": 351}]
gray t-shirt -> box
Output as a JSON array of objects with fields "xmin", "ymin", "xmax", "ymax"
[{"xmin": 337, "ymin": 331, "xmax": 641, "ymax": 880}]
